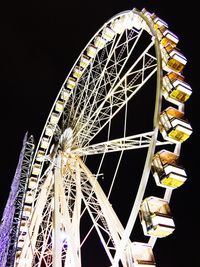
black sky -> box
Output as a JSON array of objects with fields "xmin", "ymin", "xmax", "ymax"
[{"xmin": 0, "ymin": 1, "xmax": 199, "ymax": 266}]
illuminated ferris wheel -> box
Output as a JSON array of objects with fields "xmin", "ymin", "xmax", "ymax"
[{"xmin": 0, "ymin": 7, "xmax": 193, "ymax": 267}]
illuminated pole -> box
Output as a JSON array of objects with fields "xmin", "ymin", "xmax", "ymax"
[{"xmin": 53, "ymin": 152, "xmax": 62, "ymax": 267}]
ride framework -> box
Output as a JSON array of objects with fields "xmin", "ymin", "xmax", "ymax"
[{"xmin": 0, "ymin": 7, "xmax": 192, "ymax": 267}]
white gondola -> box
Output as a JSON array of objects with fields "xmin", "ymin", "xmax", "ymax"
[
  {"xmin": 161, "ymin": 45, "xmax": 187, "ymax": 73},
  {"xmin": 45, "ymin": 124, "xmax": 54, "ymax": 137},
  {"xmin": 162, "ymin": 72, "xmax": 192, "ymax": 104},
  {"xmin": 118, "ymin": 14, "xmax": 132, "ymax": 30},
  {"xmin": 36, "ymin": 150, "xmax": 46, "ymax": 162},
  {"xmin": 17, "ymin": 236, "xmax": 25, "ymax": 249},
  {"xmin": 94, "ymin": 35, "xmax": 107, "ymax": 49},
  {"xmin": 152, "ymin": 150, "xmax": 187, "ymax": 189},
  {"xmin": 130, "ymin": 13, "xmax": 143, "ymax": 31},
  {"xmin": 101, "ymin": 26, "xmax": 116, "ymax": 41},
  {"xmin": 139, "ymin": 196, "xmax": 175, "ymax": 237},
  {"xmin": 25, "ymin": 191, "xmax": 34, "ymax": 204},
  {"xmin": 73, "ymin": 66, "xmax": 84, "ymax": 79},
  {"xmin": 160, "ymin": 29, "xmax": 179, "ymax": 48},
  {"xmin": 60, "ymin": 88, "xmax": 70, "ymax": 101},
  {"xmin": 111, "ymin": 18, "xmax": 125, "ymax": 34},
  {"xmin": 130, "ymin": 242, "xmax": 156, "ymax": 266},
  {"xmin": 153, "ymin": 16, "xmax": 168, "ymax": 30},
  {"xmin": 79, "ymin": 55, "xmax": 90, "ymax": 68},
  {"xmin": 50, "ymin": 112, "xmax": 60, "ymax": 124},
  {"xmin": 86, "ymin": 44, "xmax": 98, "ymax": 58},
  {"xmin": 66, "ymin": 77, "xmax": 76, "ymax": 89},
  {"xmin": 31, "ymin": 163, "xmax": 42, "ymax": 175},
  {"xmin": 28, "ymin": 176, "xmax": 37, "ymax": 189},
  {"xmin": 55, "ymin": 100, "xmax": 65, "ymax": 112},
  {"xmin": 22, "ymin": 205, "xmax": 32, "ymax": 217},
  {"xmin": 159, "ymin": 106, "xmax": 193, "ymax": 143},
  {"xmin": 142, "ymin": 11, "xmax": 168, "ymax": 41},
  {"xmin": 40, "ymin": 137, "xmax": 49, "ymax": 149},
  {"xmin": 61, "ymin": 87, "xmax": 72, "ymax": 101},
  {"xmin": 19, "ymin": 219, "xmax": 28, "ymax": 233}
]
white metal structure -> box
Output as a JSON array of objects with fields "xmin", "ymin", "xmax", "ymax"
[{"xmin": 13, "ymin": 7, "xmax": 192, "ymax": 267}]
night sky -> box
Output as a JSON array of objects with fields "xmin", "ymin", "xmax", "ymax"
[{"xmin": 0, "ymin": 1, "xmax": 199, "ymax": 266}]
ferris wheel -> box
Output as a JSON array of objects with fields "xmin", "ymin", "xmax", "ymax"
[{"xmin": 1, "ymin": 7, "xmax": 192, "ymax": 267}]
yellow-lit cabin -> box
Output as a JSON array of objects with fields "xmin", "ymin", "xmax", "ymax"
[
  {"xmin": 139, "ymin": 196, "xmax": 175, "ymax": 238},
  {"xmin": 161, "ymin": 44, "xmax": 187, "ymax": 73},
  {"xmin": 126, "ymin": 13, "xmax": 144, "ymax": 31},
  {"xmin": 19, "ymin": 219, "xmax": 27, "ymax": 232},
  {"xmin": 151, "ymin": 150, "xmax": 187, "ymax": 189},
  {"xmin": 159, "ymin": 106, "xmax": 192, "ymax": 143},
  {"xmin": 162, "ymin": 72, "xmax": 192, "ymax": 104},
  {"xmin": 130, "ymin": 242, "xmax": 156, "ymax": 267},
  {"xmin": 153, "ymin": 16, "xmax": 168, "ymax": 30},
  {"xmin": 22, "ymin": 205, "xmax": 32, "ymax": 217},
  {"xmin": 31, "ymin": 163, "xmax": 42, "ymax": 175},
  {"xmin": 86, "ymin": 44, "xmax": 98, "ymax": 58},
  {"xmin": 61, "ymin": 87, "xmax": 72, "ymax": 101},
  {"xmin": 50, "ymin": 112, "xmax": 60, "ymax": 125},
  {"xmin": 40, "ymin": 137, "xmax": 50, "ymax": 149},
  {"xmin": 110, "ymin": 12, "xmax": 144, "ymax": 34},
  {"xmin": 132, "ymin": 14, "xmax": 144, "ymax": 31},
  {"xmin": 66, "ymin": 77, "xmax": 76, "ymax": 89},
  {"xmin": 143, "ymin": 11, "xmax": 177, "ymax": 47},
  {"xmin": 160, "ymin": 29, "xmax": 179, "ymax": 48},
  {"xmin": 101, "ymin": 26, "xmax": 116, "ymax": 41},
  {"xmin": 119, "ymin": 14, "xmax": 129, "ymax": 30},
  {"xmin": 55, "ymin": 100, "xmax": 65, "ymax": 112},
  {"xmin": 45, "ymin": 124, "xmax": 54, "ymax": 137},
  {"xmin": 28, "ymin": 176, "xmax": 37, "ymax": 189},
  {"xmin": 25, "ymin": 191, "xmax": 34, "ymax": 204},
  {"xmin": 94, "ymin": 35, "xmax": 107, "ymax": 49},
  {"xmin": 73, "ymin": 66, "xmax": 84, "ymax": 79},
  {"xmin": 79, "ymin": 55, "xmax": 90, "ymax": 69},
  {"xmin": 111, "ymin": 18, "xmax": 125, "ymax": 34},
  {"xmin": 36, "ymin": 150, "xmax": 46, "ymax": 162}
]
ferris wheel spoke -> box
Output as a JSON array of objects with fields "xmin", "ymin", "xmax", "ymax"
[
  {"xmin": 72, "ymin": 131, "xmax": 171, "ymax": 155},
  {"xmin": 73, "ymin": 44, "xmax": 156, "ymax": 147},
  {"xmin": 65, "ymin": 156, "xmax": 119, "ymax": 263},
  {"xmin": 69, "ymin": 31, "xmax": 144, "ymax": 134},
  {"xmin": 68, "ymin": 28, "xmax": 143, "ymax": 129},
  {"xmin": 75, "ymin": 157, "xmax": 131, "ymax": 264},
  {"xmin": 75, "ymin": 52, "xmax": 156, "ymax": 148},
  {"xmin": 34, "ymin": 201, "xmax": 53, "ymax": 265},
  {"xmin": 57, "ymin": 167, "xmax": 82, "ymax": 266}
]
